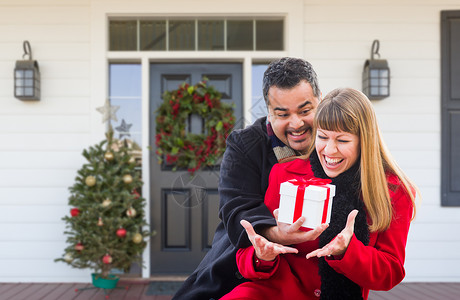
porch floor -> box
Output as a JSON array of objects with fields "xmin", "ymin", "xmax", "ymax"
[{"xmin": 0, "ymin": 280, "xmax": 459, "ymax": 300}]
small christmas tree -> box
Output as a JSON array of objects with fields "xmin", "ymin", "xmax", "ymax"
[{"xmin": 55, "ymin": 130, "xmax": 149, "ymax": 279}]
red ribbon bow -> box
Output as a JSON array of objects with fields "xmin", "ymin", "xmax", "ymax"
[
  {"xmin": 288, "ymin": 177, "xmax": 331, "ymax": 186},
  {"xmin": 287, "ymin": 177, "xmax": 332, "ymax": 224}
]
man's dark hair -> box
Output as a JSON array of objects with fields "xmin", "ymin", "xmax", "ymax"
[{"xmin": 262, "ymin": 57, "xmax": 321, "ymax": 106}]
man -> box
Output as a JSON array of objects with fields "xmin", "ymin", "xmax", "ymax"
[{"xmin": 172, "ymin": 57, "xmax": 322, "ymax": 300}]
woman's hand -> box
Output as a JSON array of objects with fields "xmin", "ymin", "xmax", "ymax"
[
  {"xmin": 260, "ymin": 209, "xmax": 329, "ymax": 246},
  {"xmin": 241, "ymin": 220, "xmax": 298, "ymax": 262},
  {"xmin": 306, "ymin": 210, "xmax": 358, "ymax": 259}
]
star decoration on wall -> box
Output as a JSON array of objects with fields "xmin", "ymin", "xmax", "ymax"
[
  {"xmin": 115, "ymin": 119, "xmax": 133, "ymax": 139},
  {"xmin": 96, "ymin": 99, "xmax": 120, "ymax": 124}
]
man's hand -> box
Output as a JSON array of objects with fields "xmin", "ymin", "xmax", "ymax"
[
  {"xmin": 306, "ymin": 210, "xmax": 358, "ymax": 259},
  {"xmin": 260, "ymin": 209, "xmax": 329, "ymax": 245},
  {"xmin": 241, "ymin": 220, "xmax": 298, "ymax": 261}
]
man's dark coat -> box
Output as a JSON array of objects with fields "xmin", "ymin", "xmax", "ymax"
[{"xmin": 172, "ymin": 117, "xmax": 278, "ymax": 300}]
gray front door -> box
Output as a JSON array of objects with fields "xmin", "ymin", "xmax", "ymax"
[{"xmin": 149, "ymin": 63, "xmax": 243, "ymax": 274}]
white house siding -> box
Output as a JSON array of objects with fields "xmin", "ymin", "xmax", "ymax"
[
  {"xmin": 0, "ymin": 0, "xmax": 93, "ymax": 282},
  {"xmin": 0, "ymin": 0, "xmax": 459, "ymax": 283}
]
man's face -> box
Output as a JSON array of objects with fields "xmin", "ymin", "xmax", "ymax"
[{"xmin": 267, "ymin": 80, "xmax": 319, "ymax": 153}]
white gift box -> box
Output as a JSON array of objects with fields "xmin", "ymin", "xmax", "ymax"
[{"xmin": 278, "ymin": 179, "xmax": 336, "ymax": 229}]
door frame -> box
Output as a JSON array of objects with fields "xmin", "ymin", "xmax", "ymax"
[
  {"xmin": 91, "ymin": 1, "xmax": 304, "ymax": 278},
  {"xmin": 148, "ymin": 62, "xmax": 244, "ymax": 274},
  {"xmin": 145, "ymin": 57, "xmax": 272, "ymax": 277}
]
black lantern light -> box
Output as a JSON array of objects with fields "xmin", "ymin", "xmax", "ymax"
[
  {"xmin": 14, "ymin": 40, "xmax": 40, "ymax": 100},
  {"xmin": 362, "ymin": 40, "xmax": 390, "ymax": 100}
]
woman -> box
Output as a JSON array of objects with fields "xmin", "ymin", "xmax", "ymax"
[{"xmin": 220, "ymin": 88, "xmax": 418, "ymax": 300}]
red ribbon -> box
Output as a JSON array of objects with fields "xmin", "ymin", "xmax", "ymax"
[{"xmin": 288, "ymin": 177, "xmax": 332, "ymax": 224}]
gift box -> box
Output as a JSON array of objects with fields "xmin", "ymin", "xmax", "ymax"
[{"xmin": 278, "ymin": 178, "xmax": 336, "ymax": 229}]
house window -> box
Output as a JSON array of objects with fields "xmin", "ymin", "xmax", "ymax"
[
  {"xmin": 109, "ymin": 18, "xmax": 284, "ymax": 51},
  {"xmin": 109, "ymin": 63, "xmax": 143, "ymax": 162},
  {"xmin": 140, "ymin": 20, "xmax": 167, "ymax": 51},
  {"xmin": 198, "ymin": 20, "xmax": 224, "ymax": 50},
  {"xmin": 227, "ymin": 20, "xmax": 253, "ymax": 51},
  {"xmin": 251, "ymin": 64, "xmax": 269, "ymax": 123},
  {"xmin": 169, "ymin": 20, "xmax": 195, "ymax": 51},
  {"xmin": 109, "ymin": 21, "xmax": 137, "ymax": 51},
  {"xmin": 256, "ymin": 20, "xmax": 284, "ymax": 50}
]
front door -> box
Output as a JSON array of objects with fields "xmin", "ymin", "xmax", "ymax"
[{"xmin": 149, "ymin": 63, "xmax": 243, "ymax": 274}]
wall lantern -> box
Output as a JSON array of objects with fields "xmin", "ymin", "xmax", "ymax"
[
  {"xmin": 362, "ymin": 39, "xmax": 390, "ymax": 100},
  {"xmin": 14, "ymin": 40, "xmax": 40, "ymax": 100}
]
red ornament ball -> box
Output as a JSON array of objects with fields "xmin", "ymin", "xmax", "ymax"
[
  {"xmin": 70, "ymin": 208, "xmax": 80, "ymax": 217},
  {"xmin": 116, "ymin": 228, "xmax": 127, "ymax": 238},
  {"xmin": 102, "ymin": 254, "xmax": 112, "ymax": 264},
  {"xmin": 132, "ymin": 189, "xmax": 140, "ymax": 199},
  {"xmin": 75, "ymin": 243, "xmax": 84, "ymax": 251}
]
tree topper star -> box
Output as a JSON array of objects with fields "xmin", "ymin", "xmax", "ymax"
[
  {"xmin": 115, "ymin": 119, "xmax": 133, "ymax": 139},
  {"xmin": 96, "ymin": 99, "xmax": 120, "ymax": 123}
]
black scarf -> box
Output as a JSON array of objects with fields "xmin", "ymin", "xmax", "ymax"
[{"xmin": 310, "ymin": 150, "xmax": 370, "ymax": 300}]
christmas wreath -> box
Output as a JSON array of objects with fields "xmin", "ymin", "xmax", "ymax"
[{"xmin": 155, "ymin": 79, "xmax": 235, "ymax": 174}]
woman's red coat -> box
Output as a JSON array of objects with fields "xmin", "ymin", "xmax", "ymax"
[{"xmin": 220, "ymin": 158, "xmax": 414, "ymax": 300}]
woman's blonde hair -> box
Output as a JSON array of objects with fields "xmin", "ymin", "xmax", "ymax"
[{"xmin": 307, "ymin": 88, "xmax": 417, "ymax": 232}]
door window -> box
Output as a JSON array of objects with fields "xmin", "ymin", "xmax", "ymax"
[
  {"xmin": 251, "ymin": 64, "xmax": 269, "ymax": 123},
  {"xmin": 109, "ymin": 63, "xmax": 143, "ymax": 164}
]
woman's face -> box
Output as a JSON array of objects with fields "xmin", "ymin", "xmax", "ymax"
[{"xmin": 315, "ymin": 128, "xmax": 360, "ymax": 178}]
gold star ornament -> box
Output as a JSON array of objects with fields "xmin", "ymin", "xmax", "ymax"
[{"xmin": 96, "ymin": 99, "xmax": 120, "ymax": 124}]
